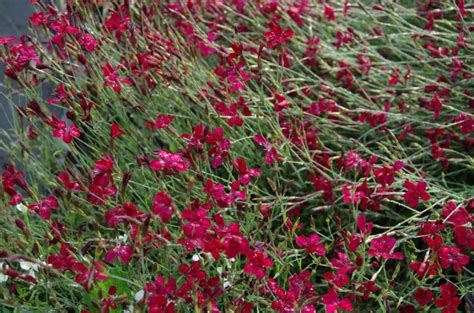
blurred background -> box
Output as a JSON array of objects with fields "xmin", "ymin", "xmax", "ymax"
[{"xmin": 0, "ymin": 0, "xmax": 33, "ymax": 166}]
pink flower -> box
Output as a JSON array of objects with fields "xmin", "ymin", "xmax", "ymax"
[{"xmin": 368, "ymin": 235, "xmax": 404, "ymax": 260}]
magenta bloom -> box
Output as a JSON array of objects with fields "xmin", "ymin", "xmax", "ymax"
[
  {"xmin": 152, "ymin": 191, "xmax": 174, "ymax": 223},
  {"xmin": 104, "ymin": 245, "xmax": 133, "ymax": 264},
  {"xmin": 322, "ymin": 289, "xmax": 353, "ymax": 313},
  {"xmin": 403, "ymin": 180, "xmax": 430, "ymax": 208},
  {"xmin": 28, "ymin": 196, "xmax": 59, "ymax": 220},
  {"xmin": 295, "ymin": 233, "xmax": 325, "ymax": 256},
  {"xmin": 368, "ymin": 235, "xmax": 404, "ymax": 260}
]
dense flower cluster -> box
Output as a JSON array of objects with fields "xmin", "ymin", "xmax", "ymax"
[{"xmin": 0, "ymin": 0, "xmax": 472, "ymax": 312}]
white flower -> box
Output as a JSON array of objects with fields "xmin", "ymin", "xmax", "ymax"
[
  {"xmin": 16, "ymin": 203, "xmax": 28, "ymax": 213},
  {"xmin": 0, "ymin": 273, "xmax": 7, "ymax": 283},
  {"xmin": 118, "ymin": 234, "xmax": 128, "ymax": 242},
  {"xmin": 134, "ymin": 289, "xmax": 145, "ymax": 302},
  {"xmin": 20, "ymin": 261, "xmax": 39, "ymax": 272}
]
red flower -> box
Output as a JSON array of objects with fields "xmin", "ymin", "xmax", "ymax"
[
  {"xmin": 49, "ymin": 15, "xmax": 80, "ymax": 48},
  {"xmin": 79, "ymin": 33, "xmax": 98, "ymax": 52},
  {"xmin": 310, "ymin": 174, "xmax": 334, "ymax": 204},
  {"xmin": 244, "ymin": 250, "xmax": 272, "ymax": 279},
  {"xmin": 104, "ymin": 11, "xmax": 130, "ymax": 42},
  {"xmin": 323, "ymin": 271, "xmax": 350, "ymax": 288},
  {"xmin": 342, "ymin": 186, "xmax": 365, "ymax": 204},
  {"xmin": 232, "ymin": 158, "xmax": 260, "ymax": 185},
  {"xmin": 149, "ymin": 150, "xmax": 190, "ymax": 174},
  {"xmin": 29, "ymin": 12, "xmax": 47, "ymax": 26},
  {"xmin": 110, "ymin": 123, "xmax": 124, "ymax": 139},
  {"xmin": 57, "ymin": 172, "xmax": 81, "ymax": 192},
  {"xmin": 388, "ymin": 68, "xmax": 401, "ymax": 85},
  {"xmin": 46, "ymin": 115, "xmax": 80, "ymax": 143},
  {"xmin": 333, "ymin": 31, "xmax": 352, "ymax": 50},
  {"xmin": 324, "ymin": 5, "xmax": 336, "ymax": 21},
  {"xmin": 442, "ymin": 201, "xmax": 470, "ymax": 226},
  {"xmin": 2, "ymin": 165, "xmax": 28, "ymax": 205},
  {"xmin": 47, "ymin": 243, "xmax": 78, "ymax": 270},
  {"xmin": 295, "ymin": 233, "xmax": 325, "ymax": 256},
  {"xmin": 146, "ymin": 276, "xmax": 177, "ymax": 313},
  {"xmin": 152, "ymin": 191, "xmax": 174, "ymax": 223},
  {"xmin": 428, "ymin": 94, "xmax": 443, "ymax": 119},
  {"xmin": 203, "ymin": 179, "xmax": 237, "ymax": 208},
  {"xmin": 0, "ymin": 35, "xmax": 16, "ymax": 45},
  {"xmin": 146, "ymin": 114, "xmax": 174, "ymax": 130},
  {"xmin": 73, "ymin": 261, "xmax": 107, "ymax": 290},
  {"xmin": 272, "ymin": 92, "xmax": 291, "ymax": 112},
  {"xmin": 453, "ymin": 225, "xmax": 474, "ymax": 250},
  {"xmin": 355, "ymin": 281, "xmax": 377, "ymax": 302},
  {"xmin": 435, "ymin": 283, "xmax": 461, "ymax": 313},
  {"xmin": 322, "ymin": 289, "xmax": 353, "ymax": 313},
  {"xmin": 28, "ymin": 196, "xmax": 59, "ymax": 220},
  {"xmin": 87, "ymin": 183, "xmax": 117, "ymax": 205},
  {"xmin": 264, "ymin": 24, "xmax": 294, "ymax": 49},
  {"xmin": 181, "ymin": 200, "xmax": 211, "ymax": 239},
  {"xmin": 409, "ymin": 261, "xmax": 437, "ymax": 278},
  {"xmin": 104, "ymin": 202, "xmax": 145, "ymax": 229},
  {"xmin": 403, "ymin": 180, "xmax": 430, "ymax": 208},
  {"xmin": 268, "ymin": 271, "xmax": 317, "ymax": 313},
  {"xmin": 47, "ymin": 84, "xmax": 68, "ymax": 105},
  {"xmin": 438, "ymin": 246, "xmax": 469, "ymax": 272},
  {"xmin": 357, "ymin": 215, "xmax": 373, "ymax": 235},
  {"xmin": 104, "ymin": 245, "xmax": 133, "ymax": 264},
  {"xmin": 221, "ymin": 223, "xmax": 250, "ymax": 259},
  {"xmin": 457, "ymin": 0, "xmax": 467, "ymax": 17},
  {"xmin": 253, "ymin": 134, "xmax": 278, "ymax": 165},
  {"xmin": 101, "ymin": 62, "xmax": 132, "ymax": 93},
  {"xmin": 368, "ymin": 235, "xmax": 404, "ymax": 260},
  {"xmin": 413, "ymin": 288, "xmax": 434, "ymax": 307}
]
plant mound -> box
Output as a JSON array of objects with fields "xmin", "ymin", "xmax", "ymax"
[{"xmin": 0, "ymin": 0, "xmax": 473, "ymax": 312}]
